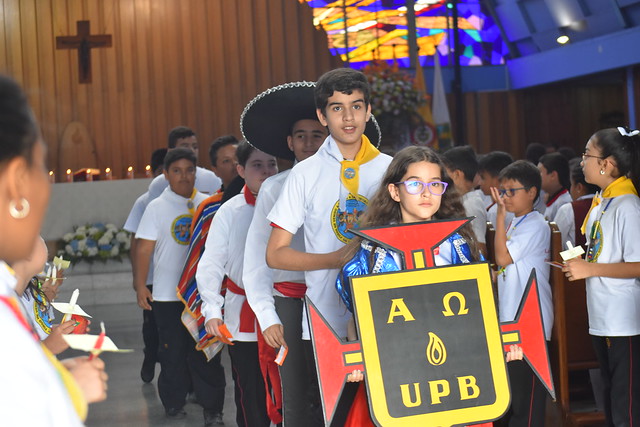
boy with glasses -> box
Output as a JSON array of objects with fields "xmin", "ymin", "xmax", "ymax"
[{"xmin": 489, "ymin": 160, "xmax": 554, "ymax": 426}]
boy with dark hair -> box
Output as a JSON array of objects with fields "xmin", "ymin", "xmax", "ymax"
[
  {"xmin": 241, "ymin": 82, "xmax": 329, "ymax": 425},
  {"xmin": 265, "ymin": 68, "xmax": 391, "ymax": 424},
  {"xmin": 538, "ymin": 152, "xmax": 572, "ymax": 221},
  {"xmin": 197, "ymin": 141, "xmax": 278, "ymax": 427},
  {"xmin": 441, "ymin": 146, "xmax": 487, "ymax": 254},
  {"xmin": 150, "ymin": 148, "xmax": 168, "ymax": 175},
  {"xmin": 490, "ymin": 160, "xmax": 553, "ymax": 426},
  {"xmin": 209, "ymin": 135, "xmax": 239, "ymax": 191},
  {"xmin": 134, "ymin": 148, "xmax": 218, "ymax": 422},
  {"xmin": 168, "ymin": 126, "xmax": 197, "ymax": 148},
  {"xmin": 478, "ymin": 151, "xmax": 514, "ymax": 228},
  {"xmin": 124, "ymin": 147, "xmax": 167, "ymax": 384},
  {"xmin": 147, "ymin": 126, "xmax": 222, "ymax": 201},
  {"xmin": 554, "ymin": 158, "xmax": 599, "ymax": 248}
]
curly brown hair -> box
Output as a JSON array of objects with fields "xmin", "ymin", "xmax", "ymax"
[{"xmin": 343, "ymin": 145, "xmax": 480, "ymax": 263}]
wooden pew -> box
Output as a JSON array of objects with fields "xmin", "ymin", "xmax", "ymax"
[{"xmin": 547, "ymin": 222, "xmax": 605, "ymax": 426}]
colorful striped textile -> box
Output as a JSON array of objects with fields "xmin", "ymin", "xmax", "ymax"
[{"xmin": 177, "ymin": 192, "xmax": 225, "ymax": 361}]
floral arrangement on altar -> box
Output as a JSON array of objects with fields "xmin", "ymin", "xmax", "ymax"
[
  {"xmin": 363, "ymin": 60, "xmax": 426, "ymax": 117},
  {"xmin": 58, "ymin": 223, "xmax": 131, "ymax": 264}
]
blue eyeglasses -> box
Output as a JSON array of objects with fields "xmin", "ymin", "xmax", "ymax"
[
  {"xmin": 498, "ymin": 187, "xmax": 527, "ymax": 197},
  {"xmin": 395, "ymin": 180, "xmax": 448, "ymax": 196}
]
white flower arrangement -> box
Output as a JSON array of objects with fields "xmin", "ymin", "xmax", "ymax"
[
  {"xmin": 363, "ymin": 60, "xmax": 426, "ymax": 117},
  {"xmin": 58, "ymin": 223, "xmax": 131, "ymax": 264}
]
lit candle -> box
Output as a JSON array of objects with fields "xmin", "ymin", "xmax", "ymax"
[
  {"xmin": 49, "ymin": 171, "xmax": 55, "ymax": 183},
  {"xmin": 126, "ymin": 166, "xmax": 134, "ymax": 179},
  {"xmin": 86, "ymin": 168, "xmax": 93, "ymax": 182},
  {"xmin": 66, "ymin": 169, "xmax": 73, "ymax": 182},
  {"xmin": 105, "ymin": 167, "xmax": 112, "ymax": 180},
  {"xmin": 145, "ymin": 164, "xmax": 152, "ymax": 178}
]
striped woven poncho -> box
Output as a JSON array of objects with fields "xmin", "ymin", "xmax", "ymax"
[{"xmin": 176, "ymin": 191, "xmax": 225, "ymax": 360}]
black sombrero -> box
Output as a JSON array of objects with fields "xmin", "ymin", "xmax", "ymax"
[{"xmin": 240, "ymin": 81, "xmax": 382, "ymax": 161}]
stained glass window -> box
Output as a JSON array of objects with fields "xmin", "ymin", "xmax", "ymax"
[{"xmin": 300, "ymin": 0, "xmax": 508, "ymax": 69}]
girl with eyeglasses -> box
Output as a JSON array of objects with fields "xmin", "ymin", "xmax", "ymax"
[
  {"xmin": 333, "ymin": 146, "xmax": 483, "ymax": 425},
  {"xmin": 563, "ymin": 127, "xmax": 640, "ymax": 426}
]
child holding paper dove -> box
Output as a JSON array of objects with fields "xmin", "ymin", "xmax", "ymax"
[
  {"xmin": 563, "ymin": 127, "xmax": 640, "ymax": 426},
  {"xmin": 12, "ymin": 236, "xmax": 76, "ymax": 354}
]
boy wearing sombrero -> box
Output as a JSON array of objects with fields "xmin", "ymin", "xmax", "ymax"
[
  {"xmin": 241, "ymin": 82, "xmax": 328, "ymax": 425},
  {"xmin": 266, "ymin": 68, "xmax": 392, "ymax": 423}
]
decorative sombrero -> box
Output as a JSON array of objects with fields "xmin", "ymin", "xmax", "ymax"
[{"xmin": 240, "ymin": 81, "xmax": 382, "ymax": 161}]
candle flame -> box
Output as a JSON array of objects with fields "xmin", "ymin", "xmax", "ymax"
[
  {"xmin": 145, "ymin": 165, "xmax": 151, "ymax": 171},
  {"xmin": 66, "ymin": 169, "xmax": 72, "ymax": 174},
  {"xmin": 49, "ymin": 171, "xmax": 54, "ymax": 176},
  {"xmin": 127, "ymin": 166, "xmax": 133, "ymax": 172},
  {"xmin": 105, "ymin": 167, "xmax": 111, "ymax": 173}
]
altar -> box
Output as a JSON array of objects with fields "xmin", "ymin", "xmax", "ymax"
[
  {"xmin": 42, "ymin": 178, "xmax": 152, "ymax": 241},
  {"xmin": 42, "ymin": 178, "xmax": 152, "ymax": 306}
]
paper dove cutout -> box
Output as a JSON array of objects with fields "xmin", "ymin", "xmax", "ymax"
[
  {"xmin": 560, "ymin": 241, "xmax": 585, "ymax": 261},
  {"xmin": 53, "ymin": 256, "xmax": 71, "ymax": 270},
  {"xmin": 63, "ymin": 334, "xmax": 133, "ymax": 354},
  {"xmin": 52, "ymin": 289, "xmax": 92, "ymax": 321}
]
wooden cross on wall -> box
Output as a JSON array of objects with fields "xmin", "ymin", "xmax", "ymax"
[{"xmin": 56, "ymin": 21, "xmax": 112, "ymax": 84}]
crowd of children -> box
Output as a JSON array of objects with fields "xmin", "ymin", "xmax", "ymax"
[
  {"xmin": 118, "ymin": 66, "xmax": 640, "ymax": 427},
  {"xmin": 4, "ymin": 64, "xmax": 636, "ymax": 425}
]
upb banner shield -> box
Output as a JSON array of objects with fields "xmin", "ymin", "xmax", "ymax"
[{"xmin": 352, "ymin": 263, "xmax": 509, "ymax": 426}]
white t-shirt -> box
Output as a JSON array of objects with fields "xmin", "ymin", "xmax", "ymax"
[
  {"xmin": 487, "ymin": 203, "xmax": 514, "ymax": 230},
  {"xmin": 244, "ymin": 170, "xmax": 306, "ymax": 333},
  {"xmin": 554, "ymin": 194, "xmax": 594, "ymax": 249},
  {"xmin": 462, "ymin": 190, "xmax": 487, "ymax": 244},
  {"xmin": 584, "ymin": 194, "xmax": 640, "ymax": 336},
  {"xmin": 196, "ymin": 191, "xmax": 258, "ymax": 342},
  {"xmin": 544, "ymin": 189, "xmax": 572, "ymax": 222},
  {"xmin": 136, "ymin": 187, "xmax": 207, "ymax": 301},
  {"xmin": 0, "ymin": 263, "xmax": 83, "ymax": 426},
  {"xmin": 148, "ymin": 166, "xmax": 221, "ymax": 200},
  {"xmin": 124, "ymin": 192, "xmax": 154, "ymax": 285},
  {"xmin": 534, "ymin": 190, "xmax": 547, "ymax": 214},
  {"xmin": 268, "ymin": 136, "xmax": 392, "ymax": 339},
  {"xmin": 497, "ymin": 211, "xmax": 554, "ymax": 339}
]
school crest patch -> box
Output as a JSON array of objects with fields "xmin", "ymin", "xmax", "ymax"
[
  {"xmin": 172, "ymin": 214, "xmax": 193, "ymax": 245},
  {"xmin": 586, "ymin": 221, "xmax": 603, "ymax": 262},
  {"xmin": 331, "ymin": 194, "xmax": 369, "ymax": 243}
]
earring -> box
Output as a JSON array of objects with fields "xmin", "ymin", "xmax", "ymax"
[
  {"xmin": 9, "ymin": 198, "xmax": 30, "ymax": 219},
  {"xmin": 600, "ymin": 170, "xmax": 605, "ymax": 175}
]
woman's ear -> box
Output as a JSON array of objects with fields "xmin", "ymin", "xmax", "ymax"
[
  {"xmin": 388, "ymin": 182, "xmax": 401, "ymax": 202},
  {"xmin": 3, "ymin": 156, "xmax": 28, "ymax": 202}
]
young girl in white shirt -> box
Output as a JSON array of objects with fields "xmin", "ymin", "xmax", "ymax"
[
  {"xmin": 336, "ymin": 146, "xmax": 486, "ymax": 426},
  {"xmin": 563, "ymin": 127, "xmax": 640, "ymax": 426}
]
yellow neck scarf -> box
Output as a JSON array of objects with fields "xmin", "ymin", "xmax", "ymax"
[
  {"xmin": 187, "ymin": 188, "xmax": 197, "ymax": 216},
  {"xmin": 340, "ymin": 135, "xmax": 380, "ymax": 197},
  {"xmin": 580, "ymin": 176, "xmax": 638, "ymax": 235}
]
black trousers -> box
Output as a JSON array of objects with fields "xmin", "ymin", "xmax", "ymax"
[
  {"xmin": 592, "ymin": 335, "xmax": 640, "ymax": 427},
  {"xmin": 499, "ymin": 360, "xmax": 547, "ymax": 427},
  {"xmin": 142, "ymin": 285, "xmax": 158, "ymax": 365},
  {"xmin": 275, "ymin": 296, "xmax": 324, "ymax": 427},
  {"xmin": 228, "ymin": 341, "xmax": 270, "ymax": 427},
  {"xmin": 153, "ymin": 301, "xmax": 225, "ymax": 413}
]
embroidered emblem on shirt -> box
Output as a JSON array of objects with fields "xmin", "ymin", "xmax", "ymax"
[
  {"xmin": 586, "ymin": 221, "xmax": 603, "ymax": 262},
  {"xmin": 331, "ymin": 194, "xmax": 369, "ymax": 244},
  {"xmin": 172, "ymin": 214, "xmax": 193, "ymax": 245}
]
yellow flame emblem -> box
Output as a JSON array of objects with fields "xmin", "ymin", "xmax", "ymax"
[{"xmin": 426, "ymin": 332, "xmax": 447, "ymax": 366}]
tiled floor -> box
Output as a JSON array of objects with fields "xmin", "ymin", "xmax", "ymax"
[{"xmin": 60, "ymin": 302, "xmax": 237, "ymax": 427}]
